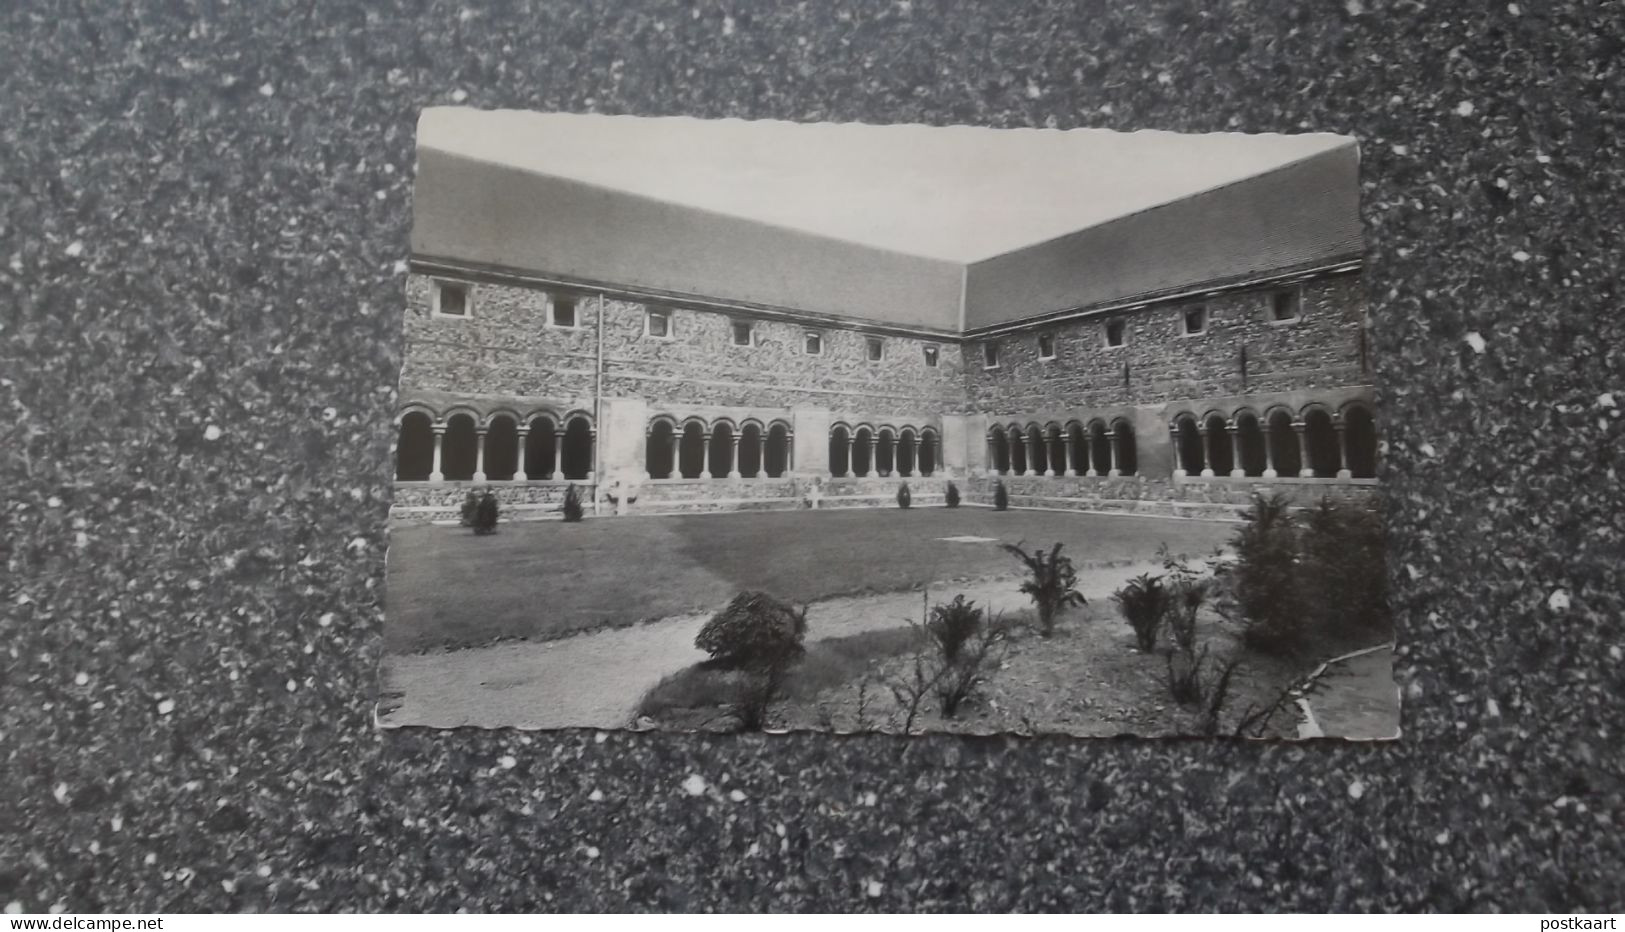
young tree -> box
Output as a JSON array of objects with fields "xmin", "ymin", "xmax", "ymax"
[{"xmin": 1002, "ymin": 541, "xmax": 1087, "ymax": 636}]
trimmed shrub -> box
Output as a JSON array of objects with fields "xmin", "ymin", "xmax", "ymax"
[
  {"xmin": 560, "ymin": 483, "xmax": 585, "ymax": 523},
  {"xmin": 1002, "ymin": 541, "xmax": 1087, "ymax": 636},
  {"xmin": 472, "ymin": 492, "xmax": 499, "ymax": 535},
  {"xmin": 896, "ymin": 482, "xmax": 911, "ymax": 509},
  {"xmin": 993, "ymin": 481, "xmax": 1009, "ymax": 511},
  {"xmin": 1111, "ymin": 572, "xmax": 1170, "ymax": 652},
  {"xmin": 1220, "ymin": 493, "xmax": 1304, "ymax": 654},
  {"xmin": 927, "ymin": 594, "xmax": 983, "ymax": 662},
  {"xmin": 945, "ymin": 481, "xmax": 960, "ymax": 508},
  {"xmin": 1300, "ymin": 498, "xmax": 1389, "ymax": 636},
  {"xmin": 459, "ymin": 491, "xmax": 480, "ymax": 527},
  {"xmin": 694, "ymin": 591, "xmax": 808, "ymax": 671}
]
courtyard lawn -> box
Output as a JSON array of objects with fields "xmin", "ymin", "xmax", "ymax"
[{"xmin": 385, "ymin": 507, "xmax": 1236, "ymax": 653}]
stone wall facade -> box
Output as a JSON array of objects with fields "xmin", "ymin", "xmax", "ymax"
[{"xmin": 393, "ymin": 262, "xmax": 1377, "ymax": 523}]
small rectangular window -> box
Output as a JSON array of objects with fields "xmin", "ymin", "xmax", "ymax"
[
  {"xmin": 731, "ymin": 320, "xmax": 754, "ymax": 346},
  {"xmin": 1105, "ymin": 319, "xmax": 1126, "ymax": 347},
  {"xmin": 435, "ymin": 281, "xmax": 469, "ymax": 317},
  {"xmin": 1271, "ymin": 289, "xmax": 1300, "ymax": 321},
  {"xmin": 1183, "ymin": 305, "xmax": 1208, "ymax": 335},
  {"xmin": 646, "ymin": 308, "xmax": 671, "ymax": 338},
  {"xmin": 1037, "ymin": 333, "xmax": 1056, "ymax": 360},
  {"xmin": 866, "ymin": 337, "xmax": 885, "ymax": 362},
  {"xmin": 550, "ymin": 296, "xmax": 577, "ymax": 328},
  {"xmin": 983, "ymin": 341, "xmax": 999, "ymax": 369},
  {"xmin": 923, "ymin": 344, "xmax": 939, "ymax": 367},
  {"xmin": 803, "ymin": 331, "xmax": 823, "ymax": 356}
]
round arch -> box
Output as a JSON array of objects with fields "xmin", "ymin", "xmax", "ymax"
[
  {"xmin": 646, "ymin": 418, "xmax": 677, "ymax": 479},
  {"xmin": 1303, "ymin": 407, "xmax": 1340, "ymax": 478},
  {"xmin": 560, "ymin": 415, "xmax": 594, "ymax": 480},
  {"xmin": 441, "ymin": 412, "xmax": 479, "ymax": 481},
  {"xmin": 1342, "ymin": 404, "xmax": 1379, "ymax": 478},
  {"xmin": 988, "ymin": 427, "xmax": 1010, "ymax": 476},
  {"xmin": 1265, "ymin": 408, "xmax": 1300, "ymax": 478},
  {"xmin": 484, "ymin": 413, "xmax": 520, "ymax": 481},
  {"xmin": 1111, "ymin": 418, "xmax": 1138, "ymax": 476},
  {"xmin": 828, "ymin": 424, "xmax": 852, "ymax": 478},
  {"xmin": 1172, "ymin": 412, "xmax": 1203, "ymax": 476},
  {"xmin": 395, "ymin": 410, "xmax": 434, "ymax": 481}
]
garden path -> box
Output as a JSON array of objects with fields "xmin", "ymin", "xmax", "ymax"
[{"xmin": 378, "ymin": 562, "xmax": 1160, "ymax": 730}]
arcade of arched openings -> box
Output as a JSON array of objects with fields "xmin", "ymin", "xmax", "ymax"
[
  {"xmin": 1168, "ymin": 402, "xmax": 1378, "ymax": 479},
  {"xmin": 986, "ymin": 418, "xmax": 1138, "ymax": 477},
  {"xmin": 395, "ymin": 406, "xmax": 596, "ymax": 483},
  {"xmin": 826, "ymin": 423, "xmax": 941, "ymax": 478},
  {"xmin": 645, "ymin": 416, "xmax": 795, "ymax": 479}
]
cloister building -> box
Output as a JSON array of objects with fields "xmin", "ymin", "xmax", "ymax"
[{"xmin": 392, "ymin": 109, "xmax": 1376, "ymax": 522}]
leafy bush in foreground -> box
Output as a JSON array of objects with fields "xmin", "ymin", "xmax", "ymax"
[
  {"xmin": 1157, "ymin": 544, "xmax": 1210, "ymax": 654},
  {"xmin": 1220, "ymin": 493, "xmax": 1304, "ymax": 654},
  {"xmin": 1112, "ymin": 572, "xmax": 1170, "ymax": 652},
  {"xmin": 1300, "ymin": 498, "xmax": 1389, "ymax": 636},
  {"xmin": 694, "ymin": 591, "xmax": 808, "ymax": 671},
  {"xmin": 927, "ymin": 595, "xmax": 983, "ymax": 662},
  {"xmin": 1003, "ymin": 541, "xmax": 1087, "ymax": 636},
  {"xmin": 934, "ymin": 610, "xmax": 1009, "ymax": 718},
  {"xmin": 560, "ymin": 483, "xmax": 585, "ymax": 522},
  {"xmin": 945, "ymin": 481, "xmax": 960, "ymax": 508}
]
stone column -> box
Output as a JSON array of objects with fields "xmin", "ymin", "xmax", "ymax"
[
  {"xmin": 867, "ymin": 435, "xmax": 879, "ymax": 478},
  {"xmin": 728, "ymin": 432, "xmax": 742, "ymax": 479},
  {"xmin": 700, "ymin": 433, "xmax": 713, "ymax": 479},
  {"xmin": 843, "ymin": 435, "xmax": 852, "ymax": 477},
  {"xmin": 1228, "ymin": 421, "xmax": 1246, "ymax": 478},
  {"xmin": 1294, "ymin": 420, "xmax": 1314, "ymax": 478},
  {"xmin": 668, "ymin": 432, "xmax": 681, "ymax": 479},
  {"xmin": 1025, "ymin": 434, "xmax": 1038, "ymax": 477},
  {"xmin": 1083, "ymin": 431, "xmax": 1097, "ymax": 477},
  {"xmin": 473, "ymin": 428, "xmax": 488, "ymax": 483},
  {"xmin": 430, "ymin": 425, "xmax": 446, "ymax": 482},
  {"xmin": 786, "ymin": 432, "xmax": 796, "ymax": 475},
  {"xmin": 1335, "ymin": 420, "xmax": 1352, "ymax": 479},
  {"xmin": 1107, "ymin": 428, "xmax": 1121, "ymax": 477},
  {"xmin": 587, "ymin": 429, "xmax": 597, "ymax": 483},
  {"xmin": 1261, "ymin": 424, "xmax": 1277, "ymax": 479},
  {"xmin": 1199, "ymin": 425, "xmax": 1215, "ymax": 478},
  {"xmin": 515, "ymin": 427, "xmax": 529, "ymax": 481},
  {"xmin": 1044, "ymin": 435, "xmax": 1057, "ymax": 477},
  {"xmin": 1063, "ymin": 432, "xmax": 1078, "ymax": 476},
  {"xmin": 934, "ymin": 435, "xmax": 943, "ymax": 477},
  {"xmin": 1169, "ymin": 424, "xmax": 1185, "ymax": 478},
  {"xmin": 552, "ymin": 430, "xmax": 565, "ymax": 481},
  {"xmin": 986, "ymin": 435, "xmax": 996, "ymax": 476}
]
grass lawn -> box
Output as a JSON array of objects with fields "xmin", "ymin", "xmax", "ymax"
[{"xmin": 386, "ymin": 508, "xmax": 1237, "ymax": 652}]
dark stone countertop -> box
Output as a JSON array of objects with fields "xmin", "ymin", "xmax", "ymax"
[{"xmin": 1, "ymin": 0, "xmax": 1620, "ymax": 912}]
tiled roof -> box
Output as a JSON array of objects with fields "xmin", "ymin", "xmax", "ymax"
[{"xmin": 412, "ymin": 108, "xmax": 1361, "ymax": 331}]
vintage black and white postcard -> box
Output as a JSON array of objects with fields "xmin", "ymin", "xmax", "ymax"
[{"xmin": 380, "ymin": 108, "xmax": 1397, "ymax": 739}]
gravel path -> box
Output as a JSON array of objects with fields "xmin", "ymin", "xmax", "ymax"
[{"xmin": 379, "ymin": 562, "xmax": 1164, "ymax": 730}]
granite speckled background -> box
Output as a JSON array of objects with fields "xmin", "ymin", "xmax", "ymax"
[{"xmin": 4, "ymin": 0, "xmax": 1622, "ymax": 913}]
